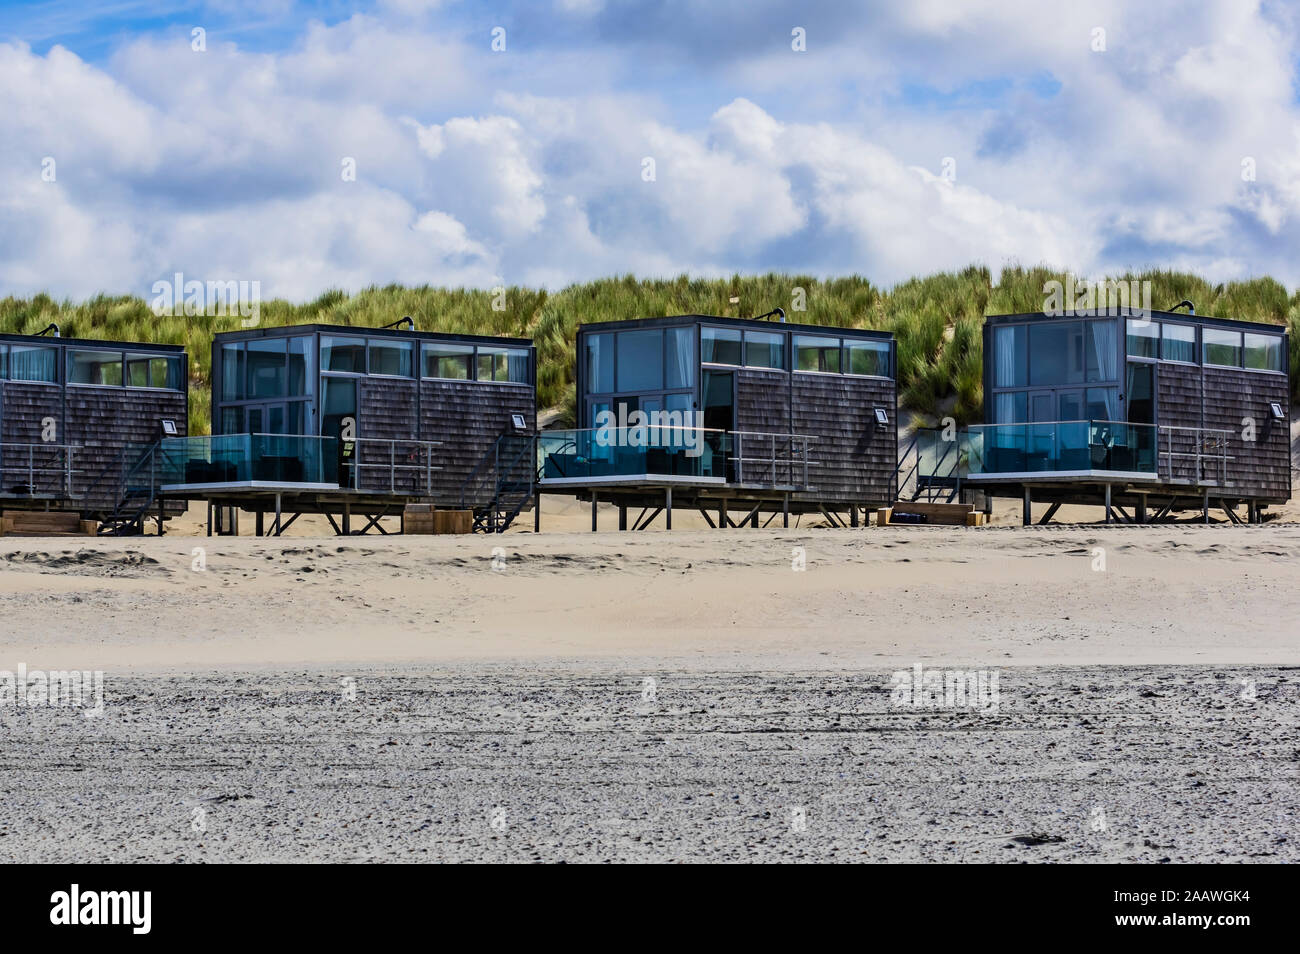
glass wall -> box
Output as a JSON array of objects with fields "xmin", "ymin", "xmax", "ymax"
[
  {"xmin": 217, "ymin": 334, "xmax": 316, "ymax": 435},
  {"xmin": 584, "ymin": 325, "xmax": 699, "ymax": 429},
  {"xmin": 989, "ymin": 318, "xmax": 1121, "ymax": 425}
]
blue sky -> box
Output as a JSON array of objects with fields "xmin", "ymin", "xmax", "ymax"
[{"xmin": 2, "ymin": 0, "xmax": 1299, "ymax": 300}]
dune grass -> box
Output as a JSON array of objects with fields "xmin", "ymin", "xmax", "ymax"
[{"xmin": 2, "ymin": 268, "xmax": 1296, "ymax": 434}]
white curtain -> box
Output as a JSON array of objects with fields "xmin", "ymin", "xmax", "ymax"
[
  {"xmin": 1088, "ymin": 320, "xmax": 1117, "ymax": 382},
  {"xmin": 994, "ymin": 327, "xmax": 1017, "ymax": 387}
]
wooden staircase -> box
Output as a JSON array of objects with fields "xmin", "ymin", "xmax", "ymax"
[
  {"xmin": 878, "ymin": 501, "xmax": 985, "ymax": 527},
  {"xmin": 0, "ymin": 510, "xmax": 98, "ymax": 537}
]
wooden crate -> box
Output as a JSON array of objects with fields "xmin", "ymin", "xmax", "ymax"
[
  {"xmin": 403, "ymin": 507, "xmax": 473, "ymax": 535},
  {"xmin": 0, "ymin": 510, "xmax": 96, "ymax": 537},
  {"xmin": 879, "ymin": 502, "xmax": 978, "ymax": 527}
]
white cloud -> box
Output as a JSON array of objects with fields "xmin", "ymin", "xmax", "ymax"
[{"xmin": 0, "ymin": 1, "xmax": 1299, "ymax": 300}]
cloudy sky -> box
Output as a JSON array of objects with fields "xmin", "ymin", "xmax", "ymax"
[{"xmin": 2, "ymin": 0, "xmax": 1299, "ymax": 301}]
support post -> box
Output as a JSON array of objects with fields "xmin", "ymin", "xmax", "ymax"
[
  {"xmin": 274, "ymin": 493, "xmax": 282, "ymax": 536},
  {"xmin": 1104, "ymin": 484, "xmax": 1112, "ymax": 524},
  {"xmin": 256, "ymin": 509, "xmax": 264, "ymax": 537},
  {"xmin": 1248, "ymin": 499, "xmax": 1258, "ymax": 524},
  {"xmin": 618, "ymin": 505, "xmax": 627, "ymax": 531},
  {"xmin": 206, "ymin": 501, "xmax": 213, "ymax": 538},
  {"xmin": 719, "ymin": 503, "xmax": 726, "ymax": 530},
  {"xmin": 591, "ymin": 493, "xmax": 598, "ymax": 532},
  {"xmin": 783, "ymin": 493, "xmax": 789, "ymax": 529},
  {"xmin": 343, "ymin": 503, "xmax": 351, "ymax": 536},
  {"xmin": 850, "ymin": 506, "xmax": 859, "ymax": 528},
  {"xmin": 534, "ymin": 492, "xmax": 541, "ymax": 533},
  {"xmin": 665, "ymin": 487, "xmax": 672, "ymax": 530},
  {"xmin": 1022, "ymin": 486, "xmax": 1031, "ymax": 527},
  {"xmin": 1203, "ymin": 488, "xmax": 1209, "ymax": 524},
  {"xmin": 1136, "ymin": 496, "xmax": 1146, "ymax": 524}
]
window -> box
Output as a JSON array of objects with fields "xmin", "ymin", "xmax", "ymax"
[
  {"xmin": 247, "ymin": 337, "xmax": 287, "ymax": 397},
  {"xmin": 616, "ymin": 329, "xmax": 663, "ymax": 391},
  {"xmin": 744, "ymin": 331, "xmax": 785, "ymax": 370},
  {"xmin": 1161, "ymin": 323, "xmax": 1196, "ymax": 363},
  {"xmin": 321, "ymin": 336, "xmax": 366, "ymax": 373},
  {"xmin": 423, "ymin": 342, "xmax": 472, "ymax": 379},
  {"xmin": 1029, "ymin": 322, "xmax": 1084, "ymax": 385},
  {"xmin": 10, "ymin": 346, "xmax": 57, "ymax": 382},
  {"xmin": 0, "ymin": 345, "xmax": 6, "ymax": 379},
  {"xmin": 1203, "ymin": 328, "xmax": 1242, "ymax": 368},
  {"xmin": 584, "ymin": 333, "xmax": 614, "ymax": 392},
  {"xmin": 1125, "ymin": 319, "xmax": 1159, "ymax": 359},
  {"xmin": 992, "ymin": 325, "xmax": 1027, "ymax": 388},
  {"xmin": 847, "ymin": 339, "xmax": 890, "ymax": 377},
  {"xmin": 367, "ymin": 338, "xmax": 412, "ymax": 377},
  {"xmin": 1086, "ymin": 387, "xmax": 1118, "ymax": 421},
  {"xmin": 665, "ymin": 327, "xmax": 695, "ymax": 388},
  {"xmin": 288, "ymin": 337, "xmax": 314, "ymax": 396},
  {"xmin": 121, "ymin": 353, "xmax": 183, "ymax": 389},
  {"xmin": 992, "ymin": 391, "xmax": 1027, "ymax": 424},
  {"xmin": 152, "ymin": 357, "xmax": 184, "ymax": 390},
  {"xmin": 1085, "ymin": 320, "xmax": 1118, "ymax": 382},
  {"xmin": 125, "ymin": 354, "xmax": 151, "ymax": 387},
  {"xmin": 1126, "ymin": 364, "xmax": 1155, "ymax": 425},
  {"xmin": 701, "ymin": 327, "xmax": 742, "ymax": 365},
  {"xmin": 477, "ymin": 346, "xmax": 530, "ymax": 383},
  {"xmin": 1243, "ymin": 333, "xmax": 1284, "ymax": 372},
  {"xmin": 68, "ymin": 350, "xmax": 122, "ymax": 386},
  {"xmin": 221, "ymin": 343, "xmax": 246, "ymax": 400},
  {"xmin": 795, "ymin": 335, "xmax": 841, "ymax": 373}
]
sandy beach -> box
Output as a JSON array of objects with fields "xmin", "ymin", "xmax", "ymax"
[{"xmin": 0, "ymin": 519, "xmax": 1296, "ymax": 862}]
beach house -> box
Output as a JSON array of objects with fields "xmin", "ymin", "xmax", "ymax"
[
  {"xmin": 0, "ymin": 329, "xmax": 188, "ymax": 533},
  {"xmin": 908, "ymin": 308, "xmax": 1291, "ymax": 523},
  {"xmin": 537, "ymin": 314, "xmax": 898, "ymax": 529}
]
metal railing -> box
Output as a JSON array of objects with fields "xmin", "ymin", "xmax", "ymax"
[
  {"xmin": 536, "ymin": 426, "xmax": 815, "ymax": 489},
  {"xmin": 730, "ymin": 430, "xmax": 814, "ymax": 488},
  {"xmin": 1158, "ymin": 425, "xmax": 1231, "ymax": 486},
  {"xmin": 0, "ymin": 442, "xmax": 82, "ymax": 499},
  {"xmin": 158, "ymin": 433, "xmax": 445, "ymax": 494},
  {"xmin": 348, "ymin": 437, "xmax": 444, "ymax": 495},
  {"xmin": 905, "ymin": 420, "xmax": 1238, "ymax": 489}
]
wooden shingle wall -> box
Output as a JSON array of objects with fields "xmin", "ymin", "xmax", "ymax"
[
  {"xmin": 790, "ymin": 373, "xmax": 897, "ymax": 505},
  {"xmin": 1201, "ymin": 366, "xmax": 1290, "ymax": 500},
  {"xmin": 0, "ymin": 381, "xmax": 186, "ymax": 513},
  {"xmin": 65, "ymin": 386, "xmax": 188, "ymax": 513},
  {"xmin": 417, "ymin": 380, "xmax": 536, "ymax": 508},
  {"xmin": 358, "ymin": 377, "xmax": 420, "ymax": 494}
]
